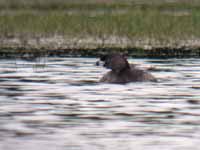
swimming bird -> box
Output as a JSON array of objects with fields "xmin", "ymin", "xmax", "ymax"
[{"xmin": 96, "ymin": 53, "xmax": 156, "ymax": 83}]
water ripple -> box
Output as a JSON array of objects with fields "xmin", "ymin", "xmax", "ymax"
[{"xmin": 0, "ymin": 57, "xmax": 200, "ymax": 150}]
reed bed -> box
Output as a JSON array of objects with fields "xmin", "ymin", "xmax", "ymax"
[{"xmin": 0, "ymin": 0, "xmax": 200, "ymax": 54}]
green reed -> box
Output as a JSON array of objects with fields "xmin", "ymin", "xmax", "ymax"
[{"xmin": 0, "ymin": 0, "xmax": 200, "ymax": 42}]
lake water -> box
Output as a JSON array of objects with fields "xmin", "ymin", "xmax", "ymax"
[{"xmin": 0, "ymin": 57, "xmax": 200, "ymax": 150}]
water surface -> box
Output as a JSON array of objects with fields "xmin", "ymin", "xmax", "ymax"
[{"xmin": 0, "ymin": 57, "xmax": 200, "ymax": 150}]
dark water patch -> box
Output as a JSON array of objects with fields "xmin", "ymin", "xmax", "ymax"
[
  {"xmin": 190, "ymin": 86, "xmax": 200, "ymax": 89},
  {"xmin": 3, "ymin": 92, "xmax": 24, "ymax": 97},
  {"xmin": 187, "ymin": 99, "xmax": 200, "ymax": 104},
  {"xmin": 179, "ymin": 121, "xmax": 200, "ymax": 126},
  {"xmin": 54, "ymin": 113, "xmax": 80, "ymax": 117},
  {"xmin": 146, "ymin": 59, "xmax": 178, "ymax": 64},
  {"xmin": 143, "ymin": 110, "xmax": 176, "ymax": 115},
  {"xmin": 19, "ymin": 79, "xmax": 39, "ymax": 83},
  {"xmin": 4, "ymin": 86, "xmax": 22, "ymax": 91},
  {"xmin": 69, "ymin": 80, "xmax": 98, "ymax": 86},
  {"xmin": 42, "ymin": 94, "xmax": 66, "ymax": 100},
  {"xmin": 88, "ymin": 99, "xmax": 108, "ymax": 102},
  {"xmin": 113, "ymin": 112, "xmax": 135, "ymax": 116},
  {"xmin": 79, "ymin": 115, "xmax": 110, "ymax": 120},
  {"xmin": 147, "ymin": 67, "xmax": 174, "ymax": 72},
  {"xmin": 0, "ymin": 76, "xmax": 24, "ymax": 80},
  {"xmin": 79, "ymin": 80, "xmax": 98, "ymax": 84},
  {"xmin": 1, "ymin": 70, "xmax": 17, "ymax": 74}
]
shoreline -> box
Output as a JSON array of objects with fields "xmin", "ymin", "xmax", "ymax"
[{"xmin": 1, "ymin": 35, "xmax": 200, "ymax": 58}]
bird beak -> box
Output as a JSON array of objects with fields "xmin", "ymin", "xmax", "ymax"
[{"xmin": 96, "ymin": 60, "xmax": 104, "ymax": 66}]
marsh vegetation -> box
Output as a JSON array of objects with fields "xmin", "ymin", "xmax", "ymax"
[{"xmin": 0, "ymin": 0, "xmax": 200, "ymax": 57}]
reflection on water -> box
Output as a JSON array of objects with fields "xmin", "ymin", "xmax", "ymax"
[{"xmin": 0, "ymin": 57, "xmax": 200, "ymax": 150}]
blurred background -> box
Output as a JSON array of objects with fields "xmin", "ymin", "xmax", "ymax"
[{"xmin": 0, "ymin": 0, "xmax": 200, "ymax": 53}]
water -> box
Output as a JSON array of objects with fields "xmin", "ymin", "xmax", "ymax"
[{"xmin": 0, "ymin": 57, "xmax": 200, "ymax": 150}]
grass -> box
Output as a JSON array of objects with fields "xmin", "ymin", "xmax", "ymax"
[{"xmin": 0, "ymin": 0, "xmax": 200, "ymax": 48}]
